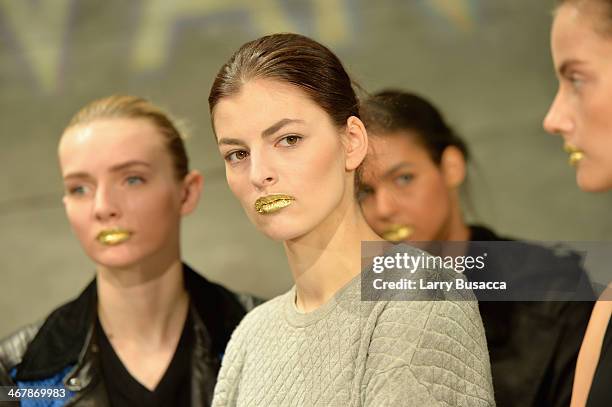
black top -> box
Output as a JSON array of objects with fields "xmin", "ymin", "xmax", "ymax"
[
  {"xmin": 466, "ymin": 225, "xmax": 594, "ymax": 407},
  {"xmin": 97, "ymin": 311, "xmax": 194, "ymax": 407},
  {"xmin": 587, "ymin": 316, "xmax": 612, "ymax": 406},
  {"xmin": 3, "ymin": 263, "xmax": 251, "ymax": 407}
]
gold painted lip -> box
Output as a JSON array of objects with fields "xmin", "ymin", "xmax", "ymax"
[
  {"xmin": 96, "ymin": 229, "xmax": 132, "ymax": 246},
  {"xmin": 381, "ymin": 224, "xmax": 414, "ymax": 242},
  {"xmin": 563, "ymin": 143, "xmax": 584, "ymax": 166},
  {"xmin": 254, "ymin": 194, "xmax": 295, "ymax": 215}
]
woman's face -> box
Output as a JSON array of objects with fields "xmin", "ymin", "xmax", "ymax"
[
  {"xmin": 59, "ymin": 118, "xmax": 200, "ymax": 269},
  {"xmin": 213, "ymin": 79, "xmax": 351, "ymax": 242},
  {"xmin": 544, "ymin": 2, "xmax": 612, "ymax": 192},
  {"xmin": 359, "ymin": 132, "xmax": 460, "ymax": 242}
]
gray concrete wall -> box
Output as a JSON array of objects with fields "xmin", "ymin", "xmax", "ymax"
[{"xmin": 2, "ymin": 0, "xmax": 612, "ymax": 337}]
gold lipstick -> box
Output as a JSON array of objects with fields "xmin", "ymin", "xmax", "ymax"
[
  {"xmin": 563, "ymin": 143, "xmax": 584, "ymax": 167},
  {"xmin": 382, "ymin": 224, "xmax": 413, "ymax": 242},
  {"xmin": 97, "ymin": 229, "xmax": 132, "ymax": 246},
  {"xmin": 254, "ymin": 194, "xmax": 295, "ymax": 214}
]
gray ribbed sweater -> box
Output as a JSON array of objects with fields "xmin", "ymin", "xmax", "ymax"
[{"xmin": 213, "ymin": 274, "xmax": 495, "ymax": 406}]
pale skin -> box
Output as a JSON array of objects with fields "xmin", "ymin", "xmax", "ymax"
[
  {"xmin": 214, "ymin": 79, "xmax": 381, "ymax": 312},
  {"xmin": 544, "ymin": 2, "xmax": 612, "ymax": 406},
  {"xmin": 59, "ymin": 117, "xmax": 203, "ymax": 390}
]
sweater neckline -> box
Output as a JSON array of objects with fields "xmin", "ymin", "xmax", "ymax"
[{"xmin": 283, "ymin": 274, "xmax": 360, "ymax": 328}]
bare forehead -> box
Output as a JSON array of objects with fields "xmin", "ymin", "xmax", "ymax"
[
  {"xmin": 61, "ymin": 118, "xmax": 164, "ymax": 148},
  {"xmin": 58, "ymin": 118, "xmax": 169, "ymax": 167},
  {"xmin": 212, "ymin": 79, "xmax": 322, "ymax": 131},
  {"xmin": 554, "ymin": 2, "xmax": 612, "ymax": 41}
]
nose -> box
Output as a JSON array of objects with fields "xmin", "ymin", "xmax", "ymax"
[
  {"xmin": 374, "ymin": 187, "xmax": 398, "ymax": 220},
  {"xmin": 543, "ymin": 90, "xmax": 574, "ymax": 136},
  {"xmin": 249, "ymin": 152, "xmax": 277, "ymax": 190},
  {"xmin": 93, "ymin": 185, "xmax": 121, "ymax": 222}
]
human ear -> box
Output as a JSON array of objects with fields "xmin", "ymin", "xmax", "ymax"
[
  {"xmin": 180, "ymin": 170, "xmax": 204, "ymax": 216},
  {"xmin": 440, "ymin": 146, "xmax": 466, "ymax": 188},
  {"xmin": 343, "ymin": 116, "xmax": 369, "ymax": 171}
]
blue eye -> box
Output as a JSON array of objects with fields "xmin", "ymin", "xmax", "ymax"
[
  {"xmin": 69, "ymin": 185, "xmax": 87, "ymax": 196},
  {"xmin": 395, "ymin": 174, "xmax": 414, "ymax": 186},
  {"xmin": 567, "ymin": 73, "xmax": 584, "ymax": 90},
  {"xmin": 126, "ymin": 176, "xmax": 145, "ymax": 185},
  {"xmin": 277, "ymin": 135, "xmax": 302, "ymax": 147}
]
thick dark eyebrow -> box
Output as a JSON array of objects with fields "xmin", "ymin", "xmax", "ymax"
[
  {"xmin": 217, "ymin": 118, "xmax": 305, "ymax": 147},
  {"xmin": 383, "ymin": 162, "xmax": 414, "ymax": 178},
  {"xmin": 261, "ymin": 118, "xmax": 304, "ymax": 138},
  {"xmin": 63, "ymin": 160, "xmax": 151, "ymax": 180},
  {"xmin": 217, "ymin": 137, "xmax": 246, "ymax": 147}
]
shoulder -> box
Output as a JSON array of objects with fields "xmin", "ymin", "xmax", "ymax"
[
  {"xmin": 370, "ymin": 298, "xmax": 485, "ymax": 354},
  {"xmin": 214, "ymin": 291, "xmax": 290, "ymax": 400},
  {"xmin": 0, "ymin": 322, "xmax": 44, "ymax": 375},
  {"xmin": 219, "ymin": 290, "xmax": 289, "ymax": 360},
  {"xmin": 363, "ymin": 299, "xmax": 494, "ymax": 406},
  {"xmin": 231, "ymin": 291, "xmax": 288, "ymax": 336},
  {"xmin": 1, "ymin": 281, "xmax": 95, "ymax": 385}
]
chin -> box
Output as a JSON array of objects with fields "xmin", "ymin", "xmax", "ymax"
[
  {"xmin": 254, "ymin": 217, "xmax": 311, "ymax": 242},
  {"xmin": 89, "ymin": 248, "xmax": 143, "ymax": 270},
  {"xmin": 576, "ymin": 168, "xmax": 612, "ymax": 192},
  {"xmin": 258, "ymin": 225, "xmax": 306, "ymax": 242}
]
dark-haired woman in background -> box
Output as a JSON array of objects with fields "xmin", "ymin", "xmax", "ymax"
[
  {"xmin": 544, "ymin": 0, "xmax": 612, "ymax": 405},
  {"xmin": 359, "ymin": 90, "xmax": 594, "ymax": 407},
  {"xmin": 208, "ymin": 34, "xmax": 495, "ymax": 406}
]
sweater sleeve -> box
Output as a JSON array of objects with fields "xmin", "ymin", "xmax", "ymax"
[
  {"xmin": 212, "ymin": 316, "xmax": 248, "ymax": 407},
  {"xmin": 362, "ymin": 300, "xmax": 496, "ymax": 407}
]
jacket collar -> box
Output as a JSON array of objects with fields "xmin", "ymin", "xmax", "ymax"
[
  {"xmin": 468, "ymin": 224, "xmax": 504, "ymax": 241},
  {"xmin": 15, "ymin": 263, "xmax": 245, "ymax": 381}
]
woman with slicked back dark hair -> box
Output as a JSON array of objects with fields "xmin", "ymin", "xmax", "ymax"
[
  {"xmin": 359, "ymin": 89, "xmax": 594, "ymax": 407},
  {"xmin": 208, "ymin": 33, "xmax": 495, "ymax": 406},
  {"xmin": 544, "ymin": 1, "xmax": 612, "ymax": 405}
]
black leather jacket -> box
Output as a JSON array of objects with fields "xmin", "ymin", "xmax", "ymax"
[
  {"xmin": 467, "ymin": 225, "xmax": 594, "ymax": 407},
  {"xmin": 0, "ymin": 264, "xmax": 259, "ymax": 406}
]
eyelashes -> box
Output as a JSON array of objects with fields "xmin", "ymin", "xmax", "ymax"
[
  {"xmin": 276, "ymin": 134, "xmax": 302, "ymax": 147},
  {"xmin": 125, "ymin": 175, "xmax": 145, "ymax": 186},
  {"xmin": 225, "ymin": 150, "xmax": 249, "ymax": 163},
  {"xmin": 68, "ymin": 185, "xmax": 89, "ymax": 196},
  {"xmin": 223, "ymin": 134, "xmax": 304, "ymax": 164},
  {"xmin": 394, "ymin": 173, "xmax": 415, "ymax": 186},
  {"xmin": 64, "ymin": 175, "xmax": 147, "ymax": 197}
]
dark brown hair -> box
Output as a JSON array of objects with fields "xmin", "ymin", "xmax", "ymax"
[
  {"xmin": 360, "ymin": 90, "xmax": 469, "ymax": 165},
  {"xmin": 65, "ymin": 95, "xmax": 189, "ymax": 180},
  {"xmin": 208, "ymin": 33, "xmax": 359, "ymax": 129}
]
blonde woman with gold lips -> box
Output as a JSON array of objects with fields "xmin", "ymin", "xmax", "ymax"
[
  {"xmin": 544, "ymin": 1, "xmax": 612, "ymax": 406},
  {"xmin": 0, "ymin": 96, "xmax": 257, "ymax": 406},
  {"xmin": 208, "ymin": 33, "xmax": 495, "ymax": 407}
]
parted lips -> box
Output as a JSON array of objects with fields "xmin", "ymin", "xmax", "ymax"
[{"xmin": 564, "ymin": 143, "xmax": 584, "ymax": 167}]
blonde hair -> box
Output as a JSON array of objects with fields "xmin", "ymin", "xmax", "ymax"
[{"xmin": 65, "ymin": 95, "xmax": 189, "ymax": 179}]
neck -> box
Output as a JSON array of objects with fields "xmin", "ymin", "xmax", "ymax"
[
  {"xmin": 441, "ymin": 190, "xmax": 470, "ymax": 241},
  {"xmin": 96, "ymin": 257, "xmax": 189, "ymax": 347},
  {"xmin": 284, "ymin": 195, "xmax": 382, "ymax": 312}
]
